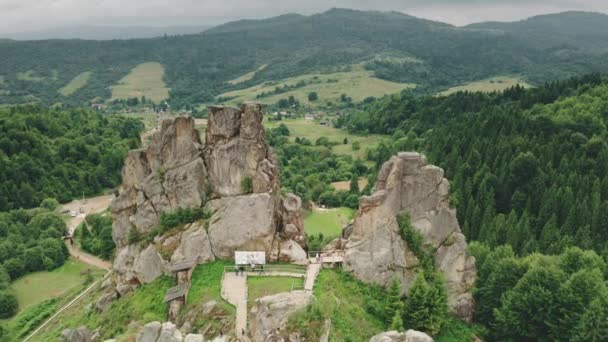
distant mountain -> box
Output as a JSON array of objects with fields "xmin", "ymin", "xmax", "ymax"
[
  {"xmin": 1, "ymin": 8, "xmax": 608, "ymax": 107},
  {"xmin": 466, "ymin": 11, "xmax": 608, "ymax": 51},
  {"xmin": 1, "ymin": 24, "xmax": 213, "ymax": 40}
]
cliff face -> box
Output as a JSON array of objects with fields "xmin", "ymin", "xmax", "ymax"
[
  {"xmin": 107, "ymin": 103, "xmax": 306, "ymax": 293},
  {"xmin": 343, "ymin": 152, "xmax": 476, "ymax": 322}
]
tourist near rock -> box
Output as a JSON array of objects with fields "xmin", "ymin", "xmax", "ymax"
[
  {"xmin": 343, "ymin": 152, "xmax": 477, "ymax": 322},
  {"xmin": 106, "ymin": 103, "xmax": 306, "ymax": 294}
]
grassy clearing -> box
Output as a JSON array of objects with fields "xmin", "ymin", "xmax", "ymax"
[
  {"xmin": 219, "ymin": 65, "xmax": 414, "ymax": 107},
  {"xmin": 331, "ymin": 177, "xmax": 368, "ymax": 191},
  {"xmin": 247, "ymin": 276, "xmax": 304, "ymax": 308},
  {"xmin": 285, "ymin": 270, "xmax": 386, "ymax": 341},
  {"xmin": 111, "ymin": 62, "xmax": 170, "ymax": 103},
  {"xmin": 227, "ymin": 64, "xmax": 268, "ymax": 85},
  {"xmin": 265, "ymin": 118, "xmax": 384, "ymax": 159},
  {"xmin": 16, "ymin": 70, "xmax": 45, "ymax": 82},
  {"xmin": 438, "ymin": 76, "xmax": 532, "ymax": 96},
  {"xmin": 11, "ymin": 257, "xmax": 103, "ymax": 314},
  {"xmin": 58, "ymin": 71, "xmax": 92, "ymax": 96},
  {"xmin": 304, "ymin": 207, "xmax": 354, "ymax": 237},
  {"xmin": 33, "ymin": 275, "xmax": 173, "ymax": 341}
]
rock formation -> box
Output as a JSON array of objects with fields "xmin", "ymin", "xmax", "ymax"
[
  {"xmin": 343, "ymin": 152, "xmax": 476, "ymax": 322},
  {"xmin": 370, "ymin": 330, "xmax": 434, "ymax": 342},
  {"xmin": 249, "ymin": 291, "xmax": 312, "ymax": 341},
  {"xmin": 107, "ymin": 103, "xmax": 306, "ymax": 290},
  {"xmin": 135, "ymin": 321, "xmax": 213, "ymax": 342}
]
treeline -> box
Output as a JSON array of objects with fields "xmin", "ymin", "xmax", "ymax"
[
  {"xmin": 339, "ymin": 74, "xmax": 608, "ymax": 257},
  {"xmin": 0, "ymin": 106, "xmax": 144, "ymax": 210},
  {"xmin": 76, "ymin": 214, "xmax": 114, "ymax": 260},
  {"xmin": 0, "ymin": 208, "xmax": 69, "ymax": 318}
]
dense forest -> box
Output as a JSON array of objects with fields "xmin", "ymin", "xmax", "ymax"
[
  {"xmin": 329, "ymin": 74, "xmax": 608, "ymax": 339},
  {"xmin": 0, "ymin": 106, "xmax": 143, "ymax": 211},
  {"xmin": 2, "ymin": 10, "xmax": 608, "ymax": 107}
]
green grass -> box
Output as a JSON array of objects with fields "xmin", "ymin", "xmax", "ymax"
[
  {"xmin": 247, "ymin": 276, "xmax": 304, "ymax": 308},
  {"xmin": 304, "ymin": 207, "xmax": 354, "ymax": 237},
  {"xmin": 265, "ymin": 118, "xmax": 385, "ymax": 159},
  {"xmin": 227, "ymin": 64, "xmax": 268, "ymax": 85},
  {"xmin": 58, "ymin": 71, "xmax": 92, "ymax": 96},
  {"xmin": 111, "ymin": 62, "xmax": 170, "ymax": 103},
  {"xmin": 16, "ymin": 70, "xmax": 45, "ymax": 82},
  {"xmin": 32, "ymin": 275, "xmax": 174, "ymax": 341},
  {"xmin": 11, "ymin": 257, "xmax": 103, "ymax": 314},
  {"xmin": 219, "ymin": 64, "xmax": 414, "ymax": 107},
  {"xmin": 285, "ymin": 270, "xmax": 386, "ymax": 341},
  {"xmin": 438, "ymin": 76, "xmax": 532, "ymax": 96}
]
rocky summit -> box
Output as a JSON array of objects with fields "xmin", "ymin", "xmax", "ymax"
[
  {"xmin": 107, "ymin": 103, "xmax": 306, "ymax": 294},
  {"xmin": 342, "ymin": 152, "xmax": 477, "ymax": 322}
]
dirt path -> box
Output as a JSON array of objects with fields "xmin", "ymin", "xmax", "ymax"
[
  {"xmin": 221, "ymin": 272, "xmax": 249, "ymax": 341},
  {"xmin": 62, "ymin": 195, "xmax": 114, "ymax": 270}
]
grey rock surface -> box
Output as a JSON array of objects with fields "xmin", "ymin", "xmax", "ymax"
[
  {"xmin": 249, "ymin": 290, "xmax": 312, "ymax": 341},
  {"xmin": 344, "ymin": 152, "xmax": 476, "ymax": 322},
  {"xmin": 61, "ymin": 326, "xmax": 92, "ymax": 342}
]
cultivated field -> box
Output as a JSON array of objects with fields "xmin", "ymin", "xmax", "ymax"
[
  {"xmin": 265, "ymin": 118, "xmax": 384, "ymax": 159},
  {"xmin": 218, "ymin": 64, "xmax": 415, "ymax": 107},
  {"xmin": 304, "ymin": 207, "xmax": 355, "ymax": 237},
  {"xmin": 58, "ymin": 71, "xmax": 92, "ymax": 96},
  {"xmin": 227, "ymin": 64, "xmax": 268, "ymax": 85},
  {"xmin": 11, "ymin": 258, "xmax": 103, "ymax": 314},
  {"xmin": 439, "ymin": 76, "xmax": 532, "ymax": 96},
  {"xmin": 111, "ymin": 62, "xmax": 170, "ymax": 103}
]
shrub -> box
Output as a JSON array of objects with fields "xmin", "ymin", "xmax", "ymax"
[
  {"xmin": 0, "ymin": 290, "xmax": 18, "ymax": 319},
  {"xmin": 241, "ymin": 177, "xmax": 253, "ymax": 194},
  {"xmin": 352, "ymin": 142, "xmax": 361, "ymax": 150}
]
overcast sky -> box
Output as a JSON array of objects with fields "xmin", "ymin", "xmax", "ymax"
[{"xmin": 1, "ymin": 0, "xmax": 607, "ymax": 34}]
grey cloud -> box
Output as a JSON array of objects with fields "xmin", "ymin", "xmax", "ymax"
[{"xmin": 0, "ymin": 0, "xmax": 607, "ymax": 34}]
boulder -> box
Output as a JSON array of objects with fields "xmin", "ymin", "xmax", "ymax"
[
  {"xmin": 158, "ymin": 322, "xmax": 182, "ymax": 342},
  {"xmin": 170, "ymin": 222, "xmax": 214, "ymax": 263},
  {"xmin": 344, "ymin": 152, "xmax": 476, "ymax": 322},
  {"xmin": 184, "ymin": 335, "xmax": 204, "ymax": 342},
  {"xmin": 270, "ymin": 239, "xmax": 308, "ymax": 263},
  {"xmin": 369, "ymin": 330, "xmax": 433, "ymax": 342},
  {"xmin": 95, "ymin": 290, "xmax": 118, "ymax": 312},
  {"xmin": 137, "ymin": 321, "xmax": 161, "ymax": 342},
  {"xmin": 134, "ymin": 245, "xmax": 165, "ymax": 284},
  {"xmin": 249, "ymin": 291, "xmax": 312, "ymax": 341},
  {"xmin": 61, "ymin": 326, "xmax": 92, "ymax": 342}
]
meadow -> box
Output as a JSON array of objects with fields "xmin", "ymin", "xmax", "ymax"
[
  {"xmin": 111, "ymin": 62, "xmax": 170, "ymax": 103},
  {"xmin": 58, "ymin": 71, "xmax": 92, "ymax": 96},
  {"xmin": 218, "ymin": 64, "xmax": 415, "ymax": 107},
  {"xmin": 265, "ymin": 118, "xmax": 384, "ymax": 159},
  {"xmin": 438, "ymin": 76, "xmax": 532, "ymax": 96},
  {"xmin": 227, "ymin": 64, "xmax": 268, "ymax": 85},
  {"xmin": 304, "ymin": 207, "xmax": 355, "ymax": 237},
  {"xmin": 247, "ymin": 276, "xmax": 304, "ymax": 308}
]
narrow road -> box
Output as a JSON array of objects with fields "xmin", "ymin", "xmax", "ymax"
[{"xmin": 62, "ymin": 195, "xmax": 114, "ymax": 270}]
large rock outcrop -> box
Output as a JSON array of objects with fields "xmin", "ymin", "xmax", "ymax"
[
  {"xmin": 108, "ymin": 103, "xmax": 305, "ymax": 289},
  {"xmin": 343, "ymin": 152, "xmax": 476, "ymax": 322},
  {"xmin": 249, "ymin": 291, "xmax": 312, "ymax": 341}
]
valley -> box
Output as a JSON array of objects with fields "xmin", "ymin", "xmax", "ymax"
[{"xmin": 1, "ymin": 5, "xmax": 608, "ymax": 342}]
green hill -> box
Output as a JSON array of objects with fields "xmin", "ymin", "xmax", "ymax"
[{"xmin": 1, "ymin": 9, "xmax": 608, "ymax": 108}]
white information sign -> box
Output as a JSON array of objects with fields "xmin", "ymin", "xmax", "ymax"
[{"xmin": 234, "ymin": 251, "xmax": 266, "ymax": 265}]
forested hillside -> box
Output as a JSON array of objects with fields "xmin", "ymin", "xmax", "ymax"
[
  {"xmin": 2, "ymin": 9, "xmax": 608, "ymax": 108},
  {"xmin": 0, "ymin": 106, "xmax": 143, "ymax": 211},
  {"xmin": 335, "ymin": 74, "xmax": 608, "ymax": 340}
]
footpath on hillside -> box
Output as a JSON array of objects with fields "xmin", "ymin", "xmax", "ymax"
[{"xmin": 62, "ymin": 195, "xmax": 114, "ymax": 270}]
